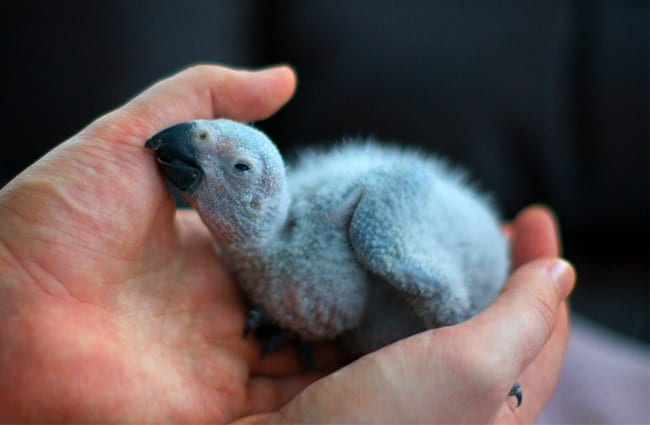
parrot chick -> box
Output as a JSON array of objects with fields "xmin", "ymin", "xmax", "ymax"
[{"xmin": 145, "ymin": 119, "xmax": 521, "ymax": 404}]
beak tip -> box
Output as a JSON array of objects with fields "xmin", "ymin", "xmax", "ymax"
[
  {"xmin": 144, "ymin": 123, "xmax": 203, "ymax": 194},
  {"xmin": 144, "ymin": 138, "xmax": 158, "ymax": 149}
]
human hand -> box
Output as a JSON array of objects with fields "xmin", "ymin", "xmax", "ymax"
[
  {"xmin": 236, "ymin": 206, "xmax": 575, "ymax": 424},
  {"xmin": 0, "ymin": 64, "xmax": 324, "ymax": 423},
  {"xmin": 0, "ymin": 63, "xmax": 574, "ymax": 424}
]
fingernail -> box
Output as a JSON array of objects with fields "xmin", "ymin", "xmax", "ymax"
[{"xmin": 547, "ymin": 259, "xmax": 575, "ymax": 297}]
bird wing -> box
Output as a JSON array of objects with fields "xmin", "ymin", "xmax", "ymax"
[{"xmin": 348, "ymin": 166, "xmax": 473, "ymax": 326}]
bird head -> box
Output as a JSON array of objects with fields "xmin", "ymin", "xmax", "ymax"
[{"xmin": 145, "ymin": 119, "xmax": 289, "ymax": 246}]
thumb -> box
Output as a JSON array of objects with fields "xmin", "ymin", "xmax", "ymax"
[
  {"xmin": 461, "ymin": 258, "xmax": 575, "ymax": 400},
  {"xmin": 85, "ymin": 64, "xmax": 298, "ymax": 147}
]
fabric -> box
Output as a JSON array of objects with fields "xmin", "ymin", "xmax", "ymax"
[{"xmin": 540, "ymin": 316, "xmax": 650, "ymax": 424}]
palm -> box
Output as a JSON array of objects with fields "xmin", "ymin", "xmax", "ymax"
[{"xmin": 43, "ymin": 208, "xmax": 300, "ymax": 423}]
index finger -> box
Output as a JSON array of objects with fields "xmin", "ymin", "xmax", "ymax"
[
  {"xmin": 511, "ymin": 205, "xmax": 561, "ymax": 267},
  {"xmin": 86, "ymin": 64, "xmax": 297, "ymax": 147}
]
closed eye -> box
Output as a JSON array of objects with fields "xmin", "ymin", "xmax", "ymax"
[{"xmin": 234, "ymin": 163, "xmax": 250, "ymax": 171}]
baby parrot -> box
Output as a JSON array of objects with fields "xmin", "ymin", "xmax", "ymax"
[{"xmin": 145, "ymin": 119, "xmax": 521, "ymax": 405}]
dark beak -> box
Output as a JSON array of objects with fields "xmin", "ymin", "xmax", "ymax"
[{"xmin": 145, "ymin": 123, "xmax": 203, "ymax": 193}]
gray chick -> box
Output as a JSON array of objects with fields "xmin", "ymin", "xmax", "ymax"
[{"xmin": 145, "ymin": 118, "xmax": 520, "ymax": 404}]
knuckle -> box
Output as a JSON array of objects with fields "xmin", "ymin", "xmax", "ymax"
[
  {"xmin": 531, "ymin": 289, "xmax": 557, "ymax": 337},
  {"xmin": 450, "ymin": 336, "xmax": 505, "ymax": 390},
  {"xmin": 185, "ymin": 63, "xmax": 213, "ymax": 75}
]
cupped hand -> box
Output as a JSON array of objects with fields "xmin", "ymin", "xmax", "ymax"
[
  {"xmin": 239, "ymin": 206, "xmax": 575, "ymax": 425},
  {"xmin": 0, "ymin": 65, "xmax": 318, "ymax": 423},
  {"xmin": 0, "ymin": 64, "xmax": 575, "ymax": 424}
]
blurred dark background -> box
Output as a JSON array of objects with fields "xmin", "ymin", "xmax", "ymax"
[{"xmin": 4, "ymin": 1, "xmax": 648, "ymax": 342}]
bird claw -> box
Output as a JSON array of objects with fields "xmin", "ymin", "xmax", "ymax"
[
  {"xmin": 508, "ymin": 381, "xmax": 523, "ymax": 407},
  {"xmin": 243, "ymin": 305, "xmax": 267, "ymax": 338},
  {"xmin": 261, "ymin": 328, "xmax": 292, "ymax": 355},
  {"xmin": 242, "ymin": 306, "xmax": 312, "ymax": 367}
]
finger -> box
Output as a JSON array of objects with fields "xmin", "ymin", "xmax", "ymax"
[
  {"xmin": 511, "ymin": 205, "xmax": 561, "ymax": 267},
  {"xmin": 514, "ymin": 301, "xmax": 570, "ymax": 420},
  {"xmin": 86, "ymin": 64, "xmax": 297, "ymax": 146},
  {"xmin": 464, "ymin": 258, "xmax": 575, "ymax": 395}
]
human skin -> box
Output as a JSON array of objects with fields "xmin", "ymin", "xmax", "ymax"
[{"xmin": 0, "ymin": 64, "xmax": 574, "ymax": 423}]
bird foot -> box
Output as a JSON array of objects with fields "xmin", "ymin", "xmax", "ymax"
[
  {"xmin": 261, "ymin": 328, "xmax": 292, "ymax": 355},
  {"xmin": 508, "ymin": 381, "xmax": 523, "ymax": 407},
  {"xmin": 243, "ymin": 305, "xmax": 267, "ymax": 338},
  {"xmin": 258, "ymin": 329, "xmax": 314, "ymax": 370},
  {"xmin": 243, "ymin": 305, "xmax": 298, "ymax": 356}
]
